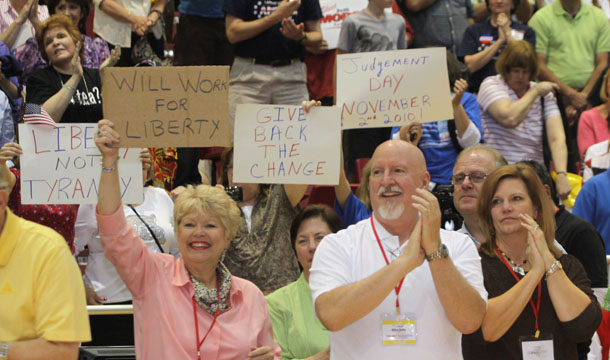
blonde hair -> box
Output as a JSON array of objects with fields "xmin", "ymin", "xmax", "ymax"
[{"xmin": 173, "ymin": 185, "xmax": 241, "ymax": 241}]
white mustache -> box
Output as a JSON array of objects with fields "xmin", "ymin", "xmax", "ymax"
[{"xmin": 378, "ymin": 185, "xmax": 402, "ymax": 196}]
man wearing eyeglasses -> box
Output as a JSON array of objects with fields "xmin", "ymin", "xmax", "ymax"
[{"xmin": 451, "ymin": 145, "xmax": 507, "ymax": 245}]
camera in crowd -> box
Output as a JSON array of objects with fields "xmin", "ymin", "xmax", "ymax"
[
  {"xmin": 431, "ymin": 185, "xmax": 463, "ymax": 231},
  {"xmin": 224, "ymin": 186, "xmax": 243, "ymax": 202}
]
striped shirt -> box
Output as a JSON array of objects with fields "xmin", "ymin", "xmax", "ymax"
[
  {"xmin": 0, "ymin": 0, "xmax": 49, "ymax": 52},
  {"xmin": 478, "ymin": 74, "xmax": 560, "ymax": 164}
]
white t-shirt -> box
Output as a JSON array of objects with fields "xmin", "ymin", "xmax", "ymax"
[
  {"xmin": 74, "ymin": 187, "xmax": 177, "ymax": 302},
  {"xmin": 309, "ymin": 215, "xmax": 488, "ymax": 360},
  {"xmin": 478, "ymin": 74, "xmax": 560, "ymax": 164}
]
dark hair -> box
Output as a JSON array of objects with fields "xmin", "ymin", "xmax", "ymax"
[
  {"xmin": 446, "ymin": 50, "xmax": 462, "ymax": 89},
  {"xmin": 46, "ymin": 0, "xmax": 89, "ymax": 34},
  {"xmin": 290, "ymin": 204, "xmax": 344, "ymax": 267},
  {"xmin": 219, "ymin": 146, "xmax": 270, "ymax": 201},
  {"xmin": 517, "ymin": 160, "xmax": 559, "ymax": 206},
  {"xmin": 477, "ymin": 164, "xmax": 561, "ymax": 258},
  {"xmin": 35, "ymin": 14, "xmax": 83, "ymax": 63}
]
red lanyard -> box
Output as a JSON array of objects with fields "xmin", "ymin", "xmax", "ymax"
[
  {"xmin": 371, "ymin": 217, "xmax": 405, "ymax": 314},
  {"xmin": 495, "ymin": 246, "xmax": 542, "ymax": 337},
  {"xmin": 191, "ymin": 280, "xmax": 221, "ymax": 360}
]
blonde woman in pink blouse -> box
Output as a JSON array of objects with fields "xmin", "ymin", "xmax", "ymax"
[{"xmin": 94, "ymin": 118, "xmax": 280, "ymax": 360}]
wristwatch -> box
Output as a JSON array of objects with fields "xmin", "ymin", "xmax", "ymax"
[
  {"xmin": 0, "ymin": 341, "xmax": 9, "ymax": 359},
  {"xmin": 426, "ymin": 243, "xmax": 449, "ymax": 262},
  {"xmin": 545, "ymin": 260, "xmax": 563, "ymax": 279}
]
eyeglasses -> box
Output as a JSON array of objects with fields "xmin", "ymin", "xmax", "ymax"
[{"xmin": 450, "ymin": 172, "xmax": 488, "ymax": 185}]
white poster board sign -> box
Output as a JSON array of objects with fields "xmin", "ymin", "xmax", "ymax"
[
  {"xmin": 19, "ymin": 123, "xmax": 143, "ymax": 204},
  {"xmin": 336, "ymin": 47, "xmax": 453, "ymax": 129},
  {"xmin": 319, "ymin": 0, "xmax": 367, "ymax": 49},
  {"xmin": 233, "ymin": 104, "xmax": 341, "ymax": 185}
]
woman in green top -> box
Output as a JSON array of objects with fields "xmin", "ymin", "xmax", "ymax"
[{"xmin": 266, "ymin": 204, "xmax": 343, "ymax": 360}]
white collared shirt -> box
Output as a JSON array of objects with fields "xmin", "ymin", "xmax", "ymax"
[{"xmin": 310, "ymin": 215, "xmax": 487, "ymax": 360}]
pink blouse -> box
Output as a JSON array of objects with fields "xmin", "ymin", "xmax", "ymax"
[
  {"xmin": 97, "ymin": 207, "xmax": 280, "ymax": 359},
  {"xmin": 578, "ymin": 107, "xmax": 610, "ymax": 159}
]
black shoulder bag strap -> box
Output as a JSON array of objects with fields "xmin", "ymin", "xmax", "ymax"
[
  {"xmin": 540, "ymin": 96, "xmax": 553, "ymax": 170},
  {"xmin": 128, "ymin": 205, "xmax": 165, "ymax": 253}
]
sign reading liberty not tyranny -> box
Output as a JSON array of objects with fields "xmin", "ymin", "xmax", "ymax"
[
  {"xmin": 19, "ymin": 123, "xmax": 143, "ymax": 204},
  {"xmin": 102, "ymin": 66, "xmax": 231, "ymax": 148},
  {"xmin": 336, "ymin": 47, "xmax": 453, "ymax": 129}
]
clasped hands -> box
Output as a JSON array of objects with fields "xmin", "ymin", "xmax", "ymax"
[{"xmin": 397, "ymin": 188, "xmax": 444, "ymax": 273}]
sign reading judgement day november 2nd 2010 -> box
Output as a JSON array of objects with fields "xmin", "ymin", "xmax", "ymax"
[
  {"xmin": 336, "ymin": 47, "xmax": 453, "ymax": 129},
  {"xmin": 102, "ymin": 66, "xmax": 232, "ymax": 148}
]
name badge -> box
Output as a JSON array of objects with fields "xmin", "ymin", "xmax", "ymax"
[
  {"xmin": 380, "ymin": 313, "xmax": 417, "ymax": 345},
  {"xmin": 511, "ymin": 29, "xmax": 525, "ymax": 41},
  {"xmin": 520, "ymin": 334, "xmax": 554, "ymax": 360}
]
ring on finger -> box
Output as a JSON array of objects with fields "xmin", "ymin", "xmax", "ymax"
[
  {"xmin": 97, "ymin": 130, "xmax": 103, "ymax": 137},
  {"xmin": 533, "ymin": 224, "xmax": 540, "ymax": 231}
]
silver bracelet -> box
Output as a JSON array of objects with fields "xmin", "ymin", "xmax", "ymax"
[
  {"xmin": 100, "ymin": 160, "xmax": 118, "ymax": 173},
  {"xmin": 62, "ymin": 84, "xmax": 76, "ymax": 92},
  {"xmin": 545, "ymin": 260, "xmax": 563, "ymax": 280}
]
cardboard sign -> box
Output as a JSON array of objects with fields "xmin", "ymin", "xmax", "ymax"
[
  {"xmin": 319, "ymin": 0, "xmax": 367, "ymax": 49},
  {"xmin": 102, "ymin": 66, "xmax": 231, "ymax": 148},
  {"xmin": 336, "ymin": 48, "xmax": 453, "ymax": 129},
  {"xmin": 233, "ymin": 104, "xmax": 341, "ymax": 185},
  {"xmin": 19, "ymin": 123, "xmax": 143, "ymax": 204}
]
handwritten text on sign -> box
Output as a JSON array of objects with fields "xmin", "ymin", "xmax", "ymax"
[
  {"xmin": 102, "ymin": 66, "xmax": 231, "ymax": 148},
  {"xmin": 19, "ymin": 123, "xmax": 143, "ymax": 204},
  {"xmin": 233, "ymin": 105, "xmax": 341, "ymax": 185},
  {"xmin": 336, "ymin": 48, "xmax": 452, "ymax": 129}
]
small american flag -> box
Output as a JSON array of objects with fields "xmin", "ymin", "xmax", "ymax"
[{"xmin": 23, "ymin": 103, "xmax": 57, "ymax": 127}]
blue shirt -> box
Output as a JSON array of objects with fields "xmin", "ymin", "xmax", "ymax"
[
  {"xmin": 334, "ymin": 191, "xmax": 370, "ymax": 228},
  {"xmin": 573, "ymin": 169, "xmax": 610, "ymax": 254},
  {"xmin": 179, "ymin": 0, "xmax": 225, "ymax": 18},
  {"xmin": 391, "ymin": 92, "xmax": 483, "ymax": 185}
]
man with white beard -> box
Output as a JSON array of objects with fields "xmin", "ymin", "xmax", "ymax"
[{"xmin": 309, "ymin": 140, "xmax": 488, "ymax": 359}]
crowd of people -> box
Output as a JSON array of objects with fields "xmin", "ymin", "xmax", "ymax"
[{"xmin": 0, "ymin": 0, "xmax": 609, "ymax": 359}]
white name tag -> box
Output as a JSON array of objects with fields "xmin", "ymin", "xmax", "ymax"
[
  {"xmin": 520, "ymin": 334, "xmax": 554, "ymax": 360},
  {"xmin": 380, "ymin": 313, "xmax": 417, "ymax": 345}
]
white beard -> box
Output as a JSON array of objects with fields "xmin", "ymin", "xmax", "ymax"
[
  {"xmin": 376, "ymin": 200, "xmax": 405, "ymax": 220},
  {"xmin": 376, "ymin": 185, "xmax": 405, "ymax": 220}
]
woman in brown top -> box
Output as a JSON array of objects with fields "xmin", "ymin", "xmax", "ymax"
[
  {"xmin": 219, "ymin": 147, "xmax": 307, "ymax": 293},
  {"xmin": 462, "ymin": 164, "xmax": 601, "ymax": 360}
]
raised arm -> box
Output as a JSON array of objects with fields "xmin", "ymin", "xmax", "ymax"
[
  {"xmin": 486, "ymin": 81, "xmax": 558, "ymax": 128},
  {"xmin": 225, "ymin": 0, "xmax": 301, "ymax": 44},
  {"xmin": 464, "ymin": 31, "xmax": 506, "ymax": 74},
  {"xmin": 0, "ymin": 0, "xmax": 39, "ymax": 49},
  {"xmin": 314, "ymin": 219, "xmax": 425, "ymax": 331},
  {"xmin": 94, "ymin": 119, "xmax": 122, "ymax": 215},
  {"xmin": 0, "ymin": 142, "xmax": 20, "ymax": 193},
  {"xmin": 41, "ymin": 43, "xmax": 83, "ymax": 122}
]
